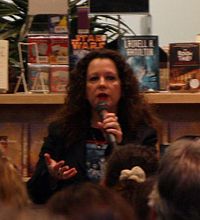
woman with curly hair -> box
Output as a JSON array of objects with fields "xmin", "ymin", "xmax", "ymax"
[{"xmin": 27, "ymin": 49, "xmax": 158, "ymax": 204}]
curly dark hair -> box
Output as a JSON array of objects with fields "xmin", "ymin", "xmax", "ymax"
[{"xmin": 57, "ymin": 49, "xmax": 157, "ymax": 146}]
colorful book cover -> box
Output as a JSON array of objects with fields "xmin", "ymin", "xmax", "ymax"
[
  {"xmin": 50, "ymin": 65, "xmax": 69, "ymax": 93},
  {"xmin": 28, "ymin": 63, "xmax": 50, "ymax": 92},
  {"xmin": 169, "ymin": 42, "xmax": 200, "ymax": 91},
  {"xmin": 49, "ymin": 35, "xmax": 69, "ymax": 64},
  {"xmin": 48, "ymin": 15, "xmax": 68, "ymax": 34},
  {"xmin": 70, "ymin": 34, "xmax": 107, "ymax": 69},
  {"xmin": 118, "ymin": 35, "xmax": 160, "ymax": 92},
  {"xmin": 28, "ymin": 35, "xmax": 50, "ymax": 64}
]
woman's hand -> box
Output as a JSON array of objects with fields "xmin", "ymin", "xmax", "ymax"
[
  {"xmin": 97, "ymin": 112, "xmax": 123, "ymax": 144},
  {"xmin": 44, "ymin": 153, "xmax": 77, "ymax": 180}
]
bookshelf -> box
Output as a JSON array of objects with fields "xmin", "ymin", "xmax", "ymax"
[
  {"xmin": 0, "ymin": 93, "xmax": 65, "ymax": 104},
  {"xmin": 145, "ymin": 92, "xmax": 200, "ymax": 104},
  {"xmin": 1, "ymin": 92, "xmax": 200, "ymax": 104},
  {"xmin": 1, "ymin": 92, "xmax": 200, "ymax": 176}
]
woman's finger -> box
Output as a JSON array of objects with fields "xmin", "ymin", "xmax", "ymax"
[
  {"xmin": 44, "ymin": 153, "xmax": 51, "ymax": 166},
  {"xmin": 62, "ymin": 168, "xmax": 78, "ymax": 180}
]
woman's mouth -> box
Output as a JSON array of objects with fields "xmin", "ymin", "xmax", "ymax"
[{"xmin": 97, "ymin": 93, "xmax": 109, "ymax": 101}]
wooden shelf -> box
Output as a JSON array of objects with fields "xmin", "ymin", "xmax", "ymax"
[
  {"xmin": 0, "ymin": 92, "xmax": 200, "ymax": 104},
  {"xmin": 0, "ymin": 93, "xmax": 65, "ymax": 104},
  {"xmin": 144, "ymin": 92, "xmax": 200, "ymax": 104},
  {"xmin": 0, "ymin": 92, "xmax": 200, "ymax": 146}
]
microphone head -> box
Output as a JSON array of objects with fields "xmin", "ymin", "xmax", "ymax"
[{"xmin": 95, "ymin": 101, "xmax": 108, "ymax": 114}]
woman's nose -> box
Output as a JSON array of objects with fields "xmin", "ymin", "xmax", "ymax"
[{"xmin": 99, "ymin": 76, "xmax": 107, "ymax": 85}]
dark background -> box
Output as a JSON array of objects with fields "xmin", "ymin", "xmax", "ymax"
[{"xmin": 89, "ymin": 0, "xmax": 149, "ymax": 13}]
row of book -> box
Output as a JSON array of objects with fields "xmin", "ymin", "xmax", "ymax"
[
  {"xmin": 28, "ymin": 35, "xmax": 69, "ymax": 65},
  {"xmin": 70, "ymin": 34, "xmax": 200, "ymax": 92},
  {"xmin": 27, "ymin": 12, "xmax": 200, "ymax": 93},
  {"xmin": 28, "ymin": 64, "xmax": 69, "ymax": 93},
  {"xmin": 25, "ymin": 15, "xmax": 69, "ymax": 93},
  {"xmin": 26, "ymin": 31, "xmax": 200, "ymax": 93}
]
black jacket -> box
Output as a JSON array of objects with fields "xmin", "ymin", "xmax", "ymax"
[{"xmin": 27, "ymin": 120, "xmax": 157, "ymax": 204}]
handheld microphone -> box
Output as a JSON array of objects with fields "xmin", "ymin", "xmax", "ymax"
[{"xmin": 95, "ymin": 101, "xmax": 117, "ymax": 148}]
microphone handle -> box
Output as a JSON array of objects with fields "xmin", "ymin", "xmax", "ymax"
[
  {"xmin": 106, "ymin": 133, "xmax": 117, "ymax": 148},
  {"xmin": 99, "ymin": 109, "xmax": 117, "ymax": 148}
]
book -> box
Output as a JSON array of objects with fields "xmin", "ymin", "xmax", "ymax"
[
  {"xmin": 118, "ymin": 35, "xmax": 160, "ymax": 92},
  {"xmin": 70, "ymin": 34, "xmax": 107, "ymax": 69},
  {"xmin": 77, "ymin": 6, "xmax": 90, "ymax": 34},
  {"xmin": 28, "ymin": 35, "xmax": 50, "ymax": 64},
  {"xmin": 28, "ymin": 63, "xmax": 50, "ymax": 93},
  {"xmin": 21, "ymin": 123, "xmax": 29, "ymax": 178},
  {"xmin": 0, "ymin": 123, "xmax": 24, "ymax": 175},
  {"xmin": 50, "ymin": 65, "xmax": 69, "ymax": 93},
  {"xmin": 169, "ymin": 42, "xmax": 200, "ymax": 91},
  {"xmin": 48, "ymin": 15, "xmax": 68, "ymax": 34},
  {"xmin": 49, "ymin": 35, "xmax": 69, "ymax": 64},
  {"xmin": 0, "ymin": 40, "xmax": 9, "ymax": 93}
]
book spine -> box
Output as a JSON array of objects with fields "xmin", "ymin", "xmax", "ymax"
[
  {"xmin": 77, "ymin": 6, "xmax": 90, "ymax": 34},
  {"xmin": 0, "ymin": 40, "xmax": 9, "ymax": 92},
  {"xmin": 21, "ymin": 123, "xmax": 30, "ymax": 178}
]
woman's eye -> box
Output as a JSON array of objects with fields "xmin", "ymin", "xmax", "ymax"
[
  {"xmin": 88, "ymin": 76, "xmax": 99, "ymax": 81},
  {"xmin": 106, "ymin": 75, "xmax": 116, "ymax": 80}
]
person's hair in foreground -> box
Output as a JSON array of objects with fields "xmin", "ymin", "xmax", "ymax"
[
  {"xmin": 0, "ymin": 203, "xmax": 66, "ymax": 220},
  {"xmin": 104, "ymin": 144, "xmax": 158, "ymax": 220},
  {"xmin": 149, "ymin": 135, "xmax": 200, "ymax": 220},
  {"xmin": 0, "ymin": 150, "xmax": 29, "ymax": 208},
  {"xmin": 46, "ymin": 182, "xmax": 137, "ymax": 220},
  {"xmin": 58, "ymin": 48, "xmax": 157, "ymax": 147}
]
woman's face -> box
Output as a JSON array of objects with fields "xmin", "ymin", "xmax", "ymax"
[{"xmin": 86, "ymin": 58, "xmax": 121, "ymax": 113}]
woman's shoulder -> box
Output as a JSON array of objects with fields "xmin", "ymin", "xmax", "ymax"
[
  {"xmin": 124, "ymin": 120, "xmax": 157, "ymax": 148},
  {"xmin": 48, "ymin": 120, "xmax": 66, "ymax": 137},
  {"xmin": 137, "ymin": 120, "xmax": 157, "ymax": 137}
]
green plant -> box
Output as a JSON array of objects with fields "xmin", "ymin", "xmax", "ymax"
[
  {"xmin": 0, "ymin": 0, "xmax": 27, "ymax": 66},
  {"xmin": 69, "ymin": 0, "xmax": 135, "ymax": 43}
]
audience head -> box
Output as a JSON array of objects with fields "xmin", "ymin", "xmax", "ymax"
[
  {"xmin": 149, "ymin": 135, "xmax": 200, "ymax": 220},
  {"xmin": 46, "ymin": 182, "xmax": 137, "ymax": 220},
  {"xmin": 0, "ymin": 150, "xmax": 29, "ymax": 208},
  {"xmin": 103, "ymin": 144, "xmax": 158, "ymax": 220},
  {"xmin": 104, "ymin": 144, "xmax": 158, "ymax": 187},
  {"xmin": 0, "ymin": 204, "xmax": 65, "ymax": 220}
]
